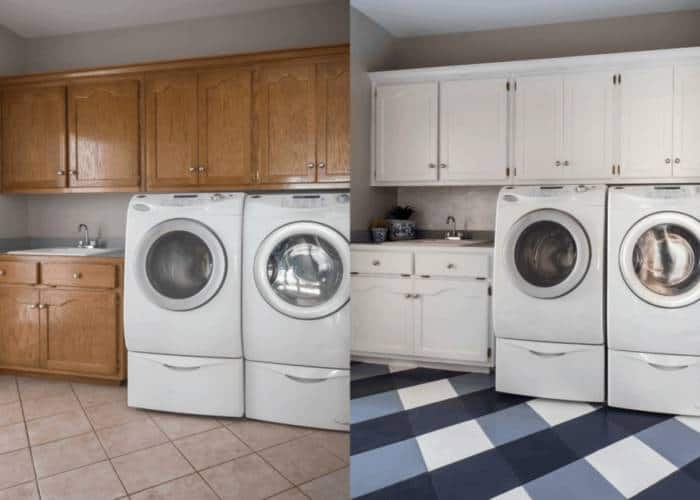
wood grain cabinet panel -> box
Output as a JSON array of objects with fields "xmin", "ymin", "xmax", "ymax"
[
  {"xmin": 0, "ymin": 287, "xmax": 41, "ymax": 368},
  {"xmin": 198, "ymin": 67, "xmax": 254, "ymax": 186},
  {"xmin": 0, "ymin": 261, "xmax": 38, "ymax": 285},
  {"xmin": 255, "ymin": 62, "xmax": 317, "ymax": 184},
  {"xmin": 145, "ymin": 72, "xmax": 199, "ymax": 188},
  {"xmin": 68, "ymin": 80, "xmax": 140, "ymax": 189},
  {"xmin": 41, "ymin": 262, "xmax": 117, "ymax": 289},
  {"xmin": 316, "ymin": 59, "xmax": 350, "ymax": 182},
  {"xmin": 42, "ymin": 289, "xmax": 119, "ymax": 376},
  {"xmin": 2, "ymin": 86, "xmax": 67, "ymax": 190}
]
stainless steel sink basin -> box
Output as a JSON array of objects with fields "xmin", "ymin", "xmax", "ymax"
[
  {"xmin": 7, "ymin": 247, "xmax": 118, "ymax": 257},
  {"xmin": 387, "ymin": 239, "xmax": 491, "ymax": 247}
]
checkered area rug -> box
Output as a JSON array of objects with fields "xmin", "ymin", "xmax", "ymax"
[{"xmin": 350, "ymin": 362, "xmax": 700, "ymax": 499}]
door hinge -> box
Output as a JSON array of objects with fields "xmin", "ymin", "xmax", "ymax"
[
  {"xmin": 488, "ymin": 285, "xmax": 492, "ymax": 296},
  {"xmin": 487, "ymin": 347, "xmax": 492, "ymax": 358}
]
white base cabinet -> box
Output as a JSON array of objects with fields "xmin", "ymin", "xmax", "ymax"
[{"xmin": 351, "ymin": 244, "xmax": 493, "ymax": 369}]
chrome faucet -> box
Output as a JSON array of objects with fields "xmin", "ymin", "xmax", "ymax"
[
  {"xmin": 77, "ymin": 224, "xmax": 96, "ymax": 248},
  {"xmin": 445, "ymin": 215, "xmax": 462, "ymax": 240}
]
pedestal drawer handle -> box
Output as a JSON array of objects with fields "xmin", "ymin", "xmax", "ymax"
[
  {"xmin": 648, "ymin": 362, "xmax": 689, "ymax": 371},
  {"xmin": 285, "ymin": 374, "xmax": 329, "ymax": 384},
  {"xmin": 163, "ymin": 363, "xmax": 201, "ymax": 371},
  {"xmin": 528, "ymin": 350, "xmax": 566, "ymax": 357}
]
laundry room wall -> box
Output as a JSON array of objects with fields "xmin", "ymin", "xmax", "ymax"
[
  {"xmin": 384, "ymin": 9, "xmax": 700, "ymax": 233},
  {"xmin": 350, "ymin": 7, "xmax": 398, "ymax": 238},
  {"xmin": 0, "ymin": 24, "xmax": 29, "ymax": 248},
  {"xmin": 16, "ymin": 1, "xmax": 350, "ymax": 245}
]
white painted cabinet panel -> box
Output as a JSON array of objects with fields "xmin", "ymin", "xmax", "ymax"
[
  {"xmin": 673, "ymin": 65, "xmax": 700, "ymax": 178},
  {"xmin": 618, "ymin": 67, "xmax": 674, "ymax": 179},
  {"xmin": 439, "ymin": 78, "xmax": 508, "ymax": 182},
  {"xmin": 413, "ymin": 278, "xmax": 490, "ymax": 363},
  {"xmin": 562, "ymin": 71, "xmax": 615, "ymax": 180},
  {"xmin": 374, "ymin": 83, "xmax": 438, "ymax": 183},
  {"xmin": 351, "ymin": 275, "xmax": 414, "ymax": 355},
  {"xmin": 513, "ymin": 74, "xmax": 563, "ymax": 181}
]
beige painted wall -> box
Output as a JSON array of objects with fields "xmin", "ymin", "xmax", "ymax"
[
  {"xmin": 385, "ymin": 10, "xmax": 700, "ymax": 230},
  {"xmin": 350, "ymin": 8, "xmax": 397, "ymax": 234}
]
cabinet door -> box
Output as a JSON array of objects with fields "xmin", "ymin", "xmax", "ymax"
[
  {"xmin": 673, "ymin": 65, "xmax": 700, "ymax": 178},
  {"xmin": 439, "ymin": 78, "xmax": 508, "ymax": 182},
  {"xmin": 198, "ymin": 67, "xmax": 254, "ymax": 186},
  {"xmin": 513, "ymin": 75, "xmax": 563, "ymax": 181},
  {"xmin": 68, "ymin": 79, "xmax": 140, "ymax": 189},
  {"xmin": 618, "ymin": 67, "xmax": 673, "ymax": 178},
  {"xmin": 0, "ymin": 287, "xmax": 40, "ymax": 368},
  {"xmin": 145, "ymin": 72, "xmax": 198, "ymax": 188},
  {"xmin": 562, "ymin": 71, "xmax": 615, "ymax": 180},
  {"xmin": 351, "ymin": 276, "xmax": 414, "ymax": 355},
  {"xmin": 42, "ymin": 289, "xmax": 119, "ymax": 376},
  {"xmin": 374, "ymin": 83, "xmax": 438, "ymax": 183},
  {"xmin": 255, "ymin": 62, "xmax": 317, "ymax": 184},
  {"xmin": 316, "ymin": 59, "xmax": 350, "ymax": 182},
  {"xmin": 414, "ymin": 278, "xmax": 489, "ymax": 363},
  {"xmin": 2, "ymin": 86, "xmax": 67, "ymax": 190}
]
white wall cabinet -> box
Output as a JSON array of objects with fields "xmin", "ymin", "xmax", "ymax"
[
  {"xmin": 374, "ymin": 83, "xmax": 438, "ymax": 183},
  {"xmin": 370, "ymin": 48, "xmax": 700, "ymax": 186},
  {"xmin": 617, "ymin": 67, "xmax": 674, "ymax": 179},
  {"xmin": 351, "ymin": 244, "xmax": 493, "ymax": 369}
]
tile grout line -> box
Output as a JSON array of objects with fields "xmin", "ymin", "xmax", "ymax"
[
  {"xmin": 14, "ymin": 377, "xmax": 42, "ymax": 499},
  {"xmin": 69, "ymin": 382, "xmax": 131, "ymax": 499}
]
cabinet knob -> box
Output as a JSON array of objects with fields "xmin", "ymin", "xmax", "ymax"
[
  {"xmin": 306, "ymin": 162, "xmax": 315, "ymax": 169},
  {"xmin": 555, "ymin": 161, "xmax": 561, "ymax": 166},
  {"xmin": 563, "ymin": 160, "xmax": 569, "ymax": 166},
  {"xmin": 371, "ymin": 260, "xmax": 381, "ymax": 266},
  {"xmin": 413, "ymin": 294, "xmax": 420, "ymax": 299},
  {"xmin": 198, "ymin": 166, "xmax": 206, "ymax": 173},
  {"xmin": 675, "ymin": 158, "xmax": 681, "ymax": 164},
  {"xmin": 0, "ymin": 270, "xmax": 5, "ymax": 276},
  {"xmin": 439, "ymin": 163, "xmax": 447, "ymax": 169},
  {"xmin": 665, "ymin": 158, "xmax": 671, "ymax": 164},
  {"xmin": 446, "ymin": 263, "xmax": 455, "ymax": 269},
  {"xmin": 56, "ymin": 170, "xmax": 65, "ymax": 176},
  {"xmin": 38, "ymin": 304, "xmax": 46, "ymax": 310},
  {"xmin": 27, "ymin": 304, "xmax": 37, "ymax": 309},
  {"xmin": 72, "ymin": 272, "xmax": 82, "ymax": 280},
  {"xmin": 428, "ymin": 163, "xmax": 436, "ymax": 169},
  {"xmin": 405, "ymin": 293, "xmax": 412, "ymax": 299},
  {"xmin": 189, "ymin": 167, "xmax": 196, "ymax": 173},
  {"xmin": 318, "ymin": 162, "xmax": 326, "ymax": 169},
  {"xmin": 70, "ymin": 170, "xmax": 78, "ymax": 176}
]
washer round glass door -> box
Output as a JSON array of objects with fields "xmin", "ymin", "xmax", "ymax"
[
  {"xmin": 136, "ymin": 218, "xmax": 227, "ymax": 311},
  {"xmin": 620, "ymin": 211, "xmax": 700, "ymax": 308},
  {"xmin": 505, "ymin": 209, "xmax": 590, "ymax": 299},
  {"xmin": 254, "ymin": 222, "xmax": 349, "ymax": 320}
]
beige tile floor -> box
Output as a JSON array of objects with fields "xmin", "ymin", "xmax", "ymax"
[{"xmin": 0, "ymin": 374, "xmax": 348, "ymax": 500}]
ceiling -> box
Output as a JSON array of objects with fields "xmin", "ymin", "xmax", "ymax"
[
  {"xmin": 351, "ymin": 0, "xmax": 700, "ymax": 37},
  {"xmin": 0, "ymin": 0, "xmax": 331, "ymax": 38}
]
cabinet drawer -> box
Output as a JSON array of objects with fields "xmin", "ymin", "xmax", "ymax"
[
  {"xmin": 415, "ymin": 252, "xmax": 489, "ymax": 278},
  {"xmin": 41, "ymin": 262, "xmax": 117, "ymax": 289},
  {"xmin": 0, "ymin": 261, "xmax": 39, "ymax": 285},
  {"xmin": 352, "ymin": 251, "xmax": 412, "ymax": 275}
]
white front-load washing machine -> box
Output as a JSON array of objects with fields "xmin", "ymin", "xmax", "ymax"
[
  {"xmin": 493, "ymin": 185, "xmax": 605, "ymax": 402},
  {"xmin": 243, "ymin": 193, "xmax": 350, "ymax": 430},
  {"xmin": 124, "ymin": 193, "xmax": 244, "ymax": 417},
  {"xmin": 608, "ymin": 185, "xmax": 700, "ymax": 415}
]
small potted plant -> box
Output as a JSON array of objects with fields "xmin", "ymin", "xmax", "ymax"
[
  {"xmin": 386, "ymin": 205, "xmax": 416, "ymax": 241},
  {"xmin": 369, "ymin": 218, "xmax": 388, "ymax": 243}
]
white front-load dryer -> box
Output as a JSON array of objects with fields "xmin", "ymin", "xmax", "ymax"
[
  {"xmin": 124, "ymin": 193, "xmax": 244, "ymax": 417},
  {"xmin": 608, "ymin": 185, "xmax": 700, "ymax": 415},
  {"xmin": 493, "ymin": 185, "xmax": 606, "ymax": 402},
  {"xmin": 243, "ymin": 193, "xmax": 350, "ymax": 430}
]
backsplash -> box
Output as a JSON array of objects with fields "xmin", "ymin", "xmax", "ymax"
[{"xmin": 397, "ymin": 186, "xmax": 501, "ymax": 232}]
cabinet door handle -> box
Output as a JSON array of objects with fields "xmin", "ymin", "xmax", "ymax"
[
  {"xmin": 665, "ymin": 158, "xmax": 671, "ymax": 164},
  {"xmin": 70, "ymin": 170, "xmax": 78, "ymax": 176},
  {"xmin": 27, "ymin": 304, "xmax": 37, "ymax": 309},
  {"xmin": 0, "ymin": 270, "xmax": 5, "ymax": 276},
  {"xmin": 72, "ymin": 272, "xmax": 82, "ymax": 280},
  {"xmin": 413, "ymin": 294, "xmax": 420, "ymax": 299},
  {"xmin": 198, "ymin": 166, "xmax": 206, "ymax": 173},
  {"xmin": 446, "ymin": 263, "xmax": 455, "ymax": 269},
  {"xmin": 555, "ymin": 160, "xmax": 561, "ymax": 166},
  {"xmin": 439, "ymin": 163, "xmax": 447, "ymax": 169},
  {"xmin": 318, "ymin": 162, "xmax": 326, "ymax": 169},
  {"xmin": 38, "ymin": 304, "xmax": 47, "ymax": 310},
  {"xmin": 611, "ymin": 165, "xmax": 615, "ymax": 175},
  {"xmin": 306, "ymin": 162, "xmax": 315, "ymax": 169},
  {"xmin": 563, "ymin": 160, "xmax": 569, "ymax": 166},
  {"xmin": 675, "ymin": 158, "xmax": 681, "ymax": 164},
  {"xmin": 188, "ymin": 167, "xmax": 196, "ymax": 173},
  {"xmin": 405, "ymin": 293, "xmax": 412, "ymax": 299},
  {"xmin": 56, "ymin": 170, "xmax": 65, "ymax": 176},
  {"xmin": 428, "ymin": 163, "xmax": 436, "ymax": 169},
  {"xmin": 371, "ymin": 260, "xmax": 380, "ymax": 266}
]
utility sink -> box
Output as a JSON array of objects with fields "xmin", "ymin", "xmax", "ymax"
[
  {"xmin": 7, "ymin": 247, "xmax": 118, "ymax": 257},
  {"xmin": 387, "ymin": 239, "xmax": 492, "ymax": 247}
]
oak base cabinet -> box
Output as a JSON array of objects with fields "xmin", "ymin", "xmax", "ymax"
[{"xmin": 0, "ymin": 256, "xmax": 125, "ymax": 382}]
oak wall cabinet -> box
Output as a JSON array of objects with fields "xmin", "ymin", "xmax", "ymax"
[
  {"xmin": 370, "ymin": 47, "xmax": 700, "ymax": 187},
  {"xmin": 0, "ymin": 255, "xmax": 125, "ymax": 382},
  {"xmin": 0, "ymin": 44, "xmax": 349, "ymax": 194}
]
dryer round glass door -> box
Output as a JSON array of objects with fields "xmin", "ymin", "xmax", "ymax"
[
  {"xmin": 136, "ymin": 218, "xmax": 227, "ymax": 311},
  {"xmin": 505, "ymin": 209, "xmax": 590, "ymax": 299},
  {"xmin": 254, "ymin": 221, "xmax": 349, "ymax": 320},
  {"xmin": 620, "ymin": 211, "xmax": 700, "ymax": 308}
]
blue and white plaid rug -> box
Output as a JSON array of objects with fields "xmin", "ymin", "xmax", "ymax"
[{"xmin": 350, "ymin": 361, "xmax": 700, "ymax": 499}]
